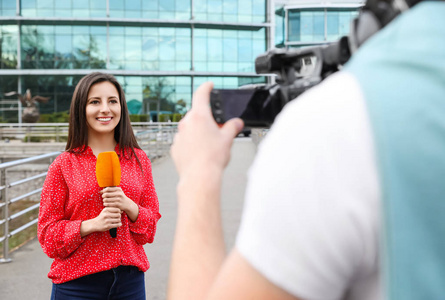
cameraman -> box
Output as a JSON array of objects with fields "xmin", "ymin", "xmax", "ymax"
[{"xmin": 168, "ymin": 0, "xmax": 445, "ymax": 299}]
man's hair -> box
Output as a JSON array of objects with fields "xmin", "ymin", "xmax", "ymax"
[
  {"xmin": 405, "ymin": 0, "xmax": 423, "ymax": 6},
  {"xmin": 364, "ymin": 0, "xmax": 423, "ymax": 28},
  {"xmin": 369, "ymin": 0, "xmax": 423, "ymax": 7}
]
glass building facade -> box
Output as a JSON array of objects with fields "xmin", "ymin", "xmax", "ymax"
[
  {"xmin": 275, "ymin": 1, "xmax": 363, "ymax": 49},
  {"xmin": 0, "ymin": 0, "xmax": 272, "ymax": 123}
]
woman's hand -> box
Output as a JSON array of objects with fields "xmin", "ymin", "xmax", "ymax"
[
  {"xmin": 100, "ymin": 187, "xmax": 131, "ymax": 211},
  {"xmin": 80, "ymin": 207, "xmax": 122, "ymax": 237},
  {"xmin": 95, "ymin": 207, "xmax": 122, "ymax": 231},
  {"xmin": 100, "ymin": 187, "xmax": 139, "ymax": 222}
]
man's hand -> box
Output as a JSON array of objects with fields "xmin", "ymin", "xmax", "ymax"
[{"xmin": 170, "ymin": 82, "xmax": 244, "ymax": 180}]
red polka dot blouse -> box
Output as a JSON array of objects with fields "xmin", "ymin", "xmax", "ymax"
[{"xmin": 38, "ymin": 145, "xmax": 161, "ymax": 284}]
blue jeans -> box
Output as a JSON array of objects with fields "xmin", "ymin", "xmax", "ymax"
[{"xmin": 51, "ymin": 266, "xmax": 145, "ymax": 300}]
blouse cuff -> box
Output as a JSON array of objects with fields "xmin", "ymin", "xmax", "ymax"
[
  {"xmin": 63, "ymin": 220, "xmax": 84, "ymax": 254},
  {"xmin": 128, "ymin": 205, "xmax": 158, "ymax": 234}
]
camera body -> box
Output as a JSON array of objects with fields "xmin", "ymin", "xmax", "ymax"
[{"xmin": 211, "ymin": 88, "xmax": 274, "ymax": 127}]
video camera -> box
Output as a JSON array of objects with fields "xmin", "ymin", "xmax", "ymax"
[
  {"xmin": 210, "ymin": 0, "xmax": 413, "ymax": 128},
  {"xmin": 210, "ymin": 36, "xmax": 352, "ymax": 128}
]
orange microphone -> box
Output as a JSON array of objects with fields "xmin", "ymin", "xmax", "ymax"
[{"xmin": 96, "ymin": 151, "xmax": 121, "ymax": 238}]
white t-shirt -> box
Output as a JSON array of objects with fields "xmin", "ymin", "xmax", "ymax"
[{"xmin": 236, "ymin": 71, "xmax": 382, "ymax": 300}]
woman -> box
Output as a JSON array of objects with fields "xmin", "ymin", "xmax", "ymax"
[{"xmin": 38, "ymin": 72, "xmax": 161, "ymax": 299}]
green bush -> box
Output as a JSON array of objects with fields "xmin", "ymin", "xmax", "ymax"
[
  {"xmin": 158, "ymin": 114, "xmax": 172, "ymax": 122},
  {"xmin": 172, "ymin": 113, "xmax": 183, "ymax": 122},
  {"xmin": 38, "ymin": 114, "xmax": 51, "ymax": 123},
  {"xmin": 38, "ymin": 111, "xmax": 70, "ymax": 123},
  {"xmin": 0, "ymin": 114, "xmax": 18, "ymax": 123},
  {"xmin": 130, "ymin": 114, "xmax": 150, "ymax": 122},
  {"xmin": 129, "ymin": 115, "xmax": 140, "ymax": 122},
  {"xmin": 139, "ymin": 114, "xmax": 149, "ymax": 122},
  {"xmin": 23, "ymin": 135, "xmax": 68, "ymax": 142}
]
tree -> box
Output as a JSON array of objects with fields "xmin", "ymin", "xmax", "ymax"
[{"xmin": 142, "ymin": 78, "xmax": 176, "ymax": 120}]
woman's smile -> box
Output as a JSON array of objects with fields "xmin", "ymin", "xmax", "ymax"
[{"xmin": 97, "ymin": 117, "xmax": 113, "ymax": 123}]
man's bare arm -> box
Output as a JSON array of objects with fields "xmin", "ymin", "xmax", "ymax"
[
  {"xmin": 168, "ymin": 82, "xmax": 242, "ymax": 299},
  {"xmin": 168, "ymin": 82, "xmax": 300, "ymax": 300}
]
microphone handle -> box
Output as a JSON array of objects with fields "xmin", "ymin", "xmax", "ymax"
[
  {"xmin": 110, "ymin": 228, "xmax": 117, "ymax": 238},
  {"xmin": 106, "ymin": 185, "xmax": 118, "ymax": 238}
]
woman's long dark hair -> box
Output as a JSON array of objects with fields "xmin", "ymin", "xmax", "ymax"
[{"xmin": 66, "ymin": 72, "xmax": 142, "ymax": 168}]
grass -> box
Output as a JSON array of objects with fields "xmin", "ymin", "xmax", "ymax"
[{"xmin": 0, "ymin": 199, "xmax": 39, "ymax": 259}]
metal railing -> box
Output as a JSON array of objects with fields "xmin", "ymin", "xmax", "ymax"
[
  {"xmin": 0, "ymin": 122, "xmax": 177, "ymax": 143},
  {"xmin": 0, "ymin": 152, "xmax": 60, "ymax": 263},
  {"xmin": 135, "ymin": 124, "xmax": 176, "ymax": 159},
  {"xmin": 0, "ymin": 123, "xmax": 69, "ymax": 142},
  {"xmin": 0, "ymin": 123, "xmax": 177, "ymax": 262}
]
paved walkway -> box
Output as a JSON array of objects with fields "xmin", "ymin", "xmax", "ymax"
[{"xmin": 0, "ymin": 138, "xmax": 257, "ymax": 300}]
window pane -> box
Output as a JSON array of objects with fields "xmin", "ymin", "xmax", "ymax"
[
  {"xmin": 238, "ymin": 0, "xmax": 252, "ymax": 15},
  {"xmin": 142, "ymin": 36, "xmax": 159, "ymax": 61},
  {"xmin": 72, "ymin": 26, "xmax": 89, "ymax": 35},
  {"xmin": 223, "ymin": 37, "xmax": 237, "ymax": 62},
  {"xmin": 125, "ymin": 0, "xmax": 141, "ymax": 10},
  {"xmin": 91, "ymin": 34, "xmax": 107, "ymax": 61},
  {"xmin": 208, "ymin": 0, "xmax": 222, "ymax": 14},
  {"xmin": 252, "ymin": 38, "xmax": 265, "ymax": 57},
  {"xmin": 109, "ymin": 36, "xmax": 125, "ymax": 60},
  {"xmin": 160, "ymin": 0, "xmax": 175, "ymax": 12},
  {"xmin": 223, "ymin": 0, "xmax": 236, "ymax": 14},
  {"xmin": 125, "ymin": 36, "xmax": 142, "ymax": 60},
  {"xmin": 91, "ymin": 0, "xmax": 106, "ymax": 10},
  {"xmin": 194, "ymin": 37, "xmax": 207, "ymax": 62},
  {"xmin": 176, "ymin": 36, "xmax": 191, "ymax": 61},
  {"xmin": 159, "ymin": 35, "xmax": 175, "ymax": 62},
  {"xmin": 339, "ymin": 12, "xmax": 354, "ymax": 36},
  {"xmin": 22, "ymin": 0, "xmax": 36, "ymax": 9},
  {"xmin": 238, "ymin": 39, "xmax": 252, "ymax": 62},
  {"xmin": 143, "ymin": 1, "xmax": 158, "ymax": 10},
  {"xmin": 313, "ymin": 11, "xmax": 324, "ymax": 40},
  {"xmin": 109, "ymin": 0, "xmax": 124, "ymax": 9},
  {"xmin": 288, "ymin": 10, "xmax": 300, "ymax": 42},
  {"xmin": 36, "ymin": 0, "xmax": 53, "ymax": 9},
  {"xmin": 72, "ymin": 0, "xmax": 88, "ymax": 9},
  {"xmin": 0, "ymin": 0, "xmax": 16, "ymax": 16},
  {"xmin": 55, "ymin": 35, "xmax": 72, "ymax": 56},
  {"xmin": 195, "ymin": 0, "xmax": 207, "ymax": 13},
  {"xmin": 0, "ymin": 76, "xmax": 19, "ymax": 122},
  {"xmin": 72, "ymin": 35, "xmax": 89, "ymax": 61},
  {"xmin": 208, "ymin": 37, "xmax": 222, "ymax": 61},
  {"xmin": 327, "ymin": 12, "xmax": 339, "ymax": 35},
  {"xmin": 1, "ymin": 26, "xmax": 18, "ymax": 69},
  {"xmin": 253, "ymin": 0, "xmax": 265, "ymax": 16},
  {"xmin": 300, "ymin": 12, "xmax": 313, "ymax": 42}
]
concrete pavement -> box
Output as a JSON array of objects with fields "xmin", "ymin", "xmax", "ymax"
[{"xmin": 0, "ymin": 137, "xmax": 257, "ymax": 300}]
